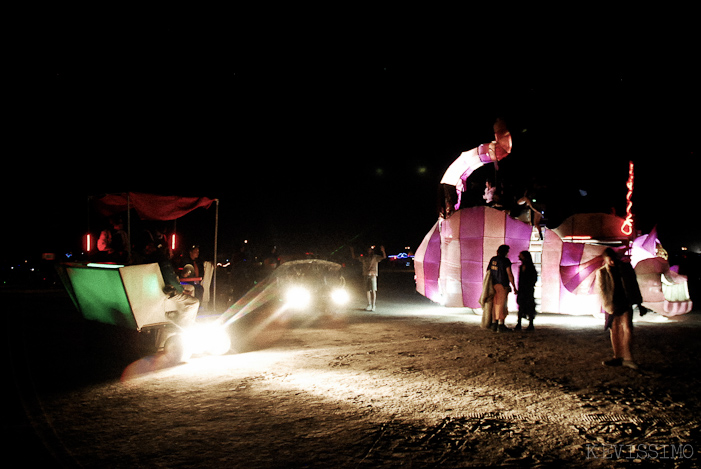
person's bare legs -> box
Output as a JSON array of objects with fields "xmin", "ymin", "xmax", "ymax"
[
  {"xmin": 610, "ymin": 310, "xmax": 635, "ymax": 368},
  {"xmin": 366, "ymin": 291, "xmax": 376, "ymax": 311},
  {"xmin": 492, "ymin": 285, "xmax": 510, "ymax": 331}
]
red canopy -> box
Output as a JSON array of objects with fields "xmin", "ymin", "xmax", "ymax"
[{"xmin": 93, "ymin": 192, "xmax": 216, "ymax": 221}]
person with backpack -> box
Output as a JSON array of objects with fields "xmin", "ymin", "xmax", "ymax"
[{"xmin": 488, "ymin": 244, "xmax": 518, "ymax": 332}]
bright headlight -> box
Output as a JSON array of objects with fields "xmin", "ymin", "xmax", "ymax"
[
  {"xmin": 331, "ymin": 288, "xmax": 349, "ymax": 305},
  {"xmin": 182, "ymin": 323, "xmax": 231, "ymax": 356},
  {"xmin": 204, "ymin": 325, "xmax": 232, "ymax": 356},
  {"xmin": 285, "ymin": 286, "xmax": 311, "ymax": 309}
]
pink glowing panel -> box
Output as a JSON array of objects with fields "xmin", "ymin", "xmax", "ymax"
[{"xmin": 414, "ymin": 206, "xmax": 531, "ymax": 308}]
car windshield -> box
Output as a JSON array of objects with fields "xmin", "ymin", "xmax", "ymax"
[{"xmin": 273, "ymin": 260, "xmax": 344, "ymax": 286}]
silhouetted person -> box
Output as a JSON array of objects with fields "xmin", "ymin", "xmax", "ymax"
[
  {"xmin": 516, "ymin": 251, "xmax": 537, "ymax": 331},
  {"xmin": 351, "ymin": 245, "xmax": 387, "ymax": 311},
  {"xmin": 596, "ymin": 248, "xmax": 643, "ymax": 370},
  {"xmin": 488, "ymin": 244, "xmax": 517, "ymax": 332}
]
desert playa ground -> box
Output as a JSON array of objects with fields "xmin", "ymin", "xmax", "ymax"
[{"xmin": 8, "ymin": 272, "xmax": 700, "ymax": 467}]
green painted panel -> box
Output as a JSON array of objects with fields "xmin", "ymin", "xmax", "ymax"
[{"xmin": 66, "ymin": 266, "xmax": 137, "ymax": 329}]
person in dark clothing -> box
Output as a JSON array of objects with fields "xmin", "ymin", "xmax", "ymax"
[
  {"xmin": 516, "ymin": 251, "xmax": 538, "ymax": 331},
  {"xmin": 154, "ymin": 242, "xmax": 198, "ymax": 327},
  {"xmin": 487, "ymin": 244, "xmax": 517, "ymax": 332},
  {"xmin": 179, "ymin": 245, "xmax": 205, "ymax": 300},
  {"xmin": 155, "ymin": 242, "xmax": 182, "ymax": 293}
]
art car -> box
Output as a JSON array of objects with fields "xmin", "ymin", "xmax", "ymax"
[
  {"xmin": 58, "ymin": 193, "xmax": 229, "ymax": 364},
  {"xmin": 414, "ymin": 120, "xmax": 693, "ymax": 317},
  {"xmin": 273, "ymin": 259, "xmax": 350, "ymax": 313}
]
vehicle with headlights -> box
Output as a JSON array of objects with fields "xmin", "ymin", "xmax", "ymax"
[
  {"xmin": 56, "ymin": 261, "xmax": 231, "ymax": 363},
  {"xmin": 274, "ymin": 259, "xmax": 350, "ymax": 315},
  {"xmin": 198, "ymin": 259, "xmax": 352, "ymax": 353}
]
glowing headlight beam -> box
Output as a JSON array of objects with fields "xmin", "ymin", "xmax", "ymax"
[
  {"xmin": 331, "ymin": 288, "xmax": 349, "ymax": 305},
  {"xmin": 285, "ymin": 286, "xmax": 311, "ymax": 309},
  {"xmin": 181, "ymin": 323, "xmax": 231, "ymax": 357}
]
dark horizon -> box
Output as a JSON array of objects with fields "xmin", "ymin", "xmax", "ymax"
[{"xmin": 7, "ymin": 21, "xmax": 698, "ymax": 263}]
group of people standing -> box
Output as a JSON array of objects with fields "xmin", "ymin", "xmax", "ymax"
[
  {"xmin": 483, "ymin": 244, "xmax": 643, "ymax": 369},
  {"xmin": 483, "ymin": 245, "xmax": 538, "ymax": 333}
]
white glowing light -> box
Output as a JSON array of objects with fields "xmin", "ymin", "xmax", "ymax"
[
  {"xmin": 331, "ymin": 288, "xmax": 349, "ymax": 305},
  {"xmin": 86, "ymin": 263, "xmax": 124, "ymax": 269},
  {"xmin": 285, "ymin": 286, "xmax": 311, "ymax": 309},
  {"xmin": 181, "ymin": 322, "xmax": 231, "ymax": 357}
]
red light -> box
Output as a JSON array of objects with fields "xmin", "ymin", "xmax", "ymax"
[
  {"xmin": 85, "ymin": 233, "xmax": 92, "ymax": 252},
  {"xmin": 171, "ymin": 233, "xmax": 177, "ymax": 250},
  {"xmin": 620, "ymin": 161, "xmax": 634, "ymax": 236}
]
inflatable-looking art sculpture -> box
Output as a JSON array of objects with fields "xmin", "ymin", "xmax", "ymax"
[{"xmin": 415, "ymin": 122, "xmax": 692, "ymax": 316}]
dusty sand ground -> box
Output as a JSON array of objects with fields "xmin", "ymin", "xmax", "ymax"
[{"xmin": 8, "ymin": 272, "xmax": 701, "ymax": 467}]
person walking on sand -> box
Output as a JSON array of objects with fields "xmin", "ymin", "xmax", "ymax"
[
  {"xmin": 488, "ymin": 244, "xmax": 517, "ymax": 332},
  {"xmin": 351, "ymin": 245, "xmax": 387, "ymax": 311},
  {"xmin": 516, "ymin": 250, "xmax": 537, "ymax": 331},
  {"xmin": 596, "ymin": 248, "xmax": 644, "ymax": 370}
]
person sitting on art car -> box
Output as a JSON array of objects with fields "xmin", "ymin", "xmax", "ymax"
[
  {"xmin": 179, "ymin": 245, "xmax": 205, "ymax": 300},
  {"xmin": 152, "ymin": 242, "xmax": 199, "ymax": 328}
]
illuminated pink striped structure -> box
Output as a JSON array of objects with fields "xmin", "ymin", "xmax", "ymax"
[
  {"xmin": 539, "ymin": 229, "xmax": 608, "ymax": 315},
  {"xmin": 415, "ymin": 206, "xmax": 532, "ymax": 308},
  {"xmin": 415, "ymin": 207, "xmax": 693, "ymax": 316}
]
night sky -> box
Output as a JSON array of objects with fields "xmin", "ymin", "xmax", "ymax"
[{"xmin": 6, "ymin": 17, "xmax": 698, "ymax": 265}]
